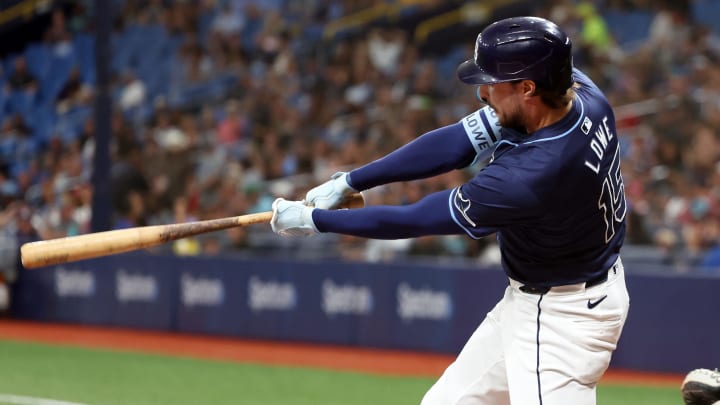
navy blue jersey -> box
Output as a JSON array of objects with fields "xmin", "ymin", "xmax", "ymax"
[
  {"xmin": 450, "ymin": 68, "xmax": 626, "ymax": 286},
  {"xmin": 314, "ymin": 68, "xmax": 625, "ymax": 287}
]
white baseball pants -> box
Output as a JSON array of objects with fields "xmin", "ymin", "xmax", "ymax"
[{"xmin": 421, "ymin": 259, "xmax": 629, "ymax": 405}]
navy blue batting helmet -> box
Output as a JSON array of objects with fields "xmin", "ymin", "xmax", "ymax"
[{"xmin": 457, "ymin": 16, "xmax": 573, "ymax": 93}]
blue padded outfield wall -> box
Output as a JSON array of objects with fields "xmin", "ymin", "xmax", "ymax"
[{"xmin": 10, "ymin": 253, "xmax": 720, "ymax": 373}]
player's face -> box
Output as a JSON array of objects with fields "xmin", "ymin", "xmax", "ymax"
[{"xmin": 477, "ymin": 83, "xmax": 525, "ymax": 129}]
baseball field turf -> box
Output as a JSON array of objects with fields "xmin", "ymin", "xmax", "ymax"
[{"xmin": 0, "ymin": 339, "xmax": 681, "ymax": 405}]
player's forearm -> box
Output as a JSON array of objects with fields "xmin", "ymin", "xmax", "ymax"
[
  {"xmin": 347, "ymin": 123, "xmax": 475, "ymax": 191},
  {"xmin": 312, "ymin": 190, "xmax": 460, "ymax": 239}
]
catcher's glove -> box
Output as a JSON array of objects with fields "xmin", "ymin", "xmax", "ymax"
[{"xmin": 682, "ymin": 368, "xmax": 720, "ymax": 405}]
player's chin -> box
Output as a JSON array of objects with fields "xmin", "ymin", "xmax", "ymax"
[{"xmin": 503, "ymin": 114, "xmax": 525, "ymax": 130}]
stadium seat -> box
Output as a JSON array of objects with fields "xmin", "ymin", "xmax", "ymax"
[
  {"xmin": 2, "ymin": 53, "xmax": 21, "ymax": 84},
  {"xmin": 73, "ymin": 33, "xmax": 96, "ymax": 84},
  {"xmin": 692, "ymin": 0, "xmax": 720, "ymax": 34},
  {"xmin": 55, "ymin": 105, "xmax": 91, "ymax": 144},
  {"xmin": 0, "ymin": 90, "xmax": 8, "ymax": 117},
  {"xmin": 436, "ymin": 46, "xmax": 466, "ymax": 79},
  {"xmin": 7, "ymin": 91, "xmax": 37, "ymax": 119},
  {"xmin": 602, "ymin": 10, "xmax": 654, "ymax": 50},
  {"xmin": 111, "ymin": 31, "xmax": 134, "ymax": 73},
  {"xmin": 30, "ymin": 106, "xmax": 57, "ymax": 143},
  {"xmin": 197, "ymin": 9, "xmax": 216, "ymax": 44},
  {"xmin": 23, "ymin": 43, "xmax": 53, "ymax": 82}
]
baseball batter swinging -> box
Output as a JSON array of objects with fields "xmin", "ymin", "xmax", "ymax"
[{"xmin": 271, "ymin": 16, "xmax": 629, "ymax": 405}]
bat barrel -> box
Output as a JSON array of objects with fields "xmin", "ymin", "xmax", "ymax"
[
  {"xmin": 19, "ymin": 193, "xmax": 364, "ymax": 269},
  {"xmin": 20, "ymin": 226, "xmax": 167, "ymax": 269},
  {"xmin": 20, "ymin": 212, "xmax": 274, "ymax": 269}
]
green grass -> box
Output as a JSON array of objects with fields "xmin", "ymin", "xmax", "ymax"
[{"xmin": 0, "ymin": 340, "xmax": 681, "ymax": 405}]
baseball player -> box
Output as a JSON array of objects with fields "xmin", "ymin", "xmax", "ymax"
[{"xmin": 271, "ymin": 16, "xmax": 629, "ymax": 405}]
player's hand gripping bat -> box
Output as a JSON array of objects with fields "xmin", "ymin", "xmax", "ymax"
[{"xmin": 20, "ymin": 193, "xmax": 365, "ymax": 269}]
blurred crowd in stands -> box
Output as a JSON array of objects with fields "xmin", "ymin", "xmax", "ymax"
[{"xmin": 1, "ymin": 0, "xmax": 720, "ymax": 287}]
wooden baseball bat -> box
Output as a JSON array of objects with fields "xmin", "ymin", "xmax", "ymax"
[{"xmin": 20, "ymin": 193, "xmax": 364, "ymax": 269}]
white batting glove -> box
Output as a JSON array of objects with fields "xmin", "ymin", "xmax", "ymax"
[
  {"xmin": 271, "ymin": 198, "xmax": 319, "ymax": 237},
  {"xmin": 304, "ymin": 172, "xmax": 358, "ymax": 209}
]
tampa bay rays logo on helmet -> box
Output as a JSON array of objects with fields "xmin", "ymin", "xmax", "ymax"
[{"xmin": 453, "ymin": 188, "xmax": 476, "ymax": 227}]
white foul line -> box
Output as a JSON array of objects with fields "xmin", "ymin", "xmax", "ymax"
[{"xmin": 0, "ymin": 394, "xmax": 89, "ymax": 405}]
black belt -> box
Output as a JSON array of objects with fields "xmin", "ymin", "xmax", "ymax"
[{"xmin": 518, "ymin": 263, "xmax": 618, "ymax": 295}]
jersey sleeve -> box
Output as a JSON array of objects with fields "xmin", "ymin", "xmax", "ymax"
[
  {"xmin": 313, "ymin": 151, "xmax": 541, "ymax": 240},
  {"xmin": 312, "ymin": 189, "xmax": 464, "ymax": 239},
  {"xmin": 348, "ymin": 106, "xmax": 503, "ymax": 191},
  {"xmin": 328, "ymin": 159, "xmax": 543, "ymax": 241}
]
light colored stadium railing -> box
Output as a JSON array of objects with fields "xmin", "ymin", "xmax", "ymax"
[
  {"xmin": 0, "ymin": 0, "xmax": 49, "ymax": 26},
  {"xmin": 414, "ymin": 0, "xmax": 521, "ymax": 44},
  {"xmin": 322, "ymin": 2, "xmax": 414, "ymax": 41}
]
